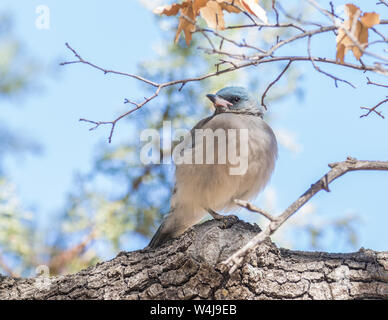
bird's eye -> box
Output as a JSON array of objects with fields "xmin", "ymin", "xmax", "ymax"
[{"xmin": 234, "ymin": 97, "xmax": 240, "ymax": 102}]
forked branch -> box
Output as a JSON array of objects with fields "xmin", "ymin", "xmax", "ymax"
[{"xmin": 225, "ymin": 157, "xmax": 388, "ymax": 273}]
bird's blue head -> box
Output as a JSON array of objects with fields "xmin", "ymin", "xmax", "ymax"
[{"xmin": 206, "ymin": 86, "xmax": 264, "ymax": 117}]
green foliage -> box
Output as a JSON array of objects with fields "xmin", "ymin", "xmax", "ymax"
[
  {"xmin": 0, "ymin": 15, "xmax": 39, "ymax": 98},
  {"xmin": 0, "ymin": 14, "xmax": 42, "ymax": 276},
  {"xmin": 0, "ymin": 178, "xmax": 37, "ymax": 275}
]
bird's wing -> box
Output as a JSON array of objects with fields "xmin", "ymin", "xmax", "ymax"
[{"xmin": 189, "ymin": 114, "xmax": 215, "ymax": 148}]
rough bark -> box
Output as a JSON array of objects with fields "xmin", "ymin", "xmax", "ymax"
[{"xmin": 0, "ymin": 218, "xmax": 387, "ymax": 300}]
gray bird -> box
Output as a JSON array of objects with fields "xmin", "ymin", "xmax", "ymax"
[{"xmin": 148, "ymin": 86, "xmax": 278, "ymax": 248}]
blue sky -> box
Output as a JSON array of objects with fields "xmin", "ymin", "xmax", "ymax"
[
  {"xmin": 1, "ymin": 1, "xmax": 387, "ymax": 254},
  {"xmin": 1, "ymin": 0, "xmax": 159, "ymax": 219}
]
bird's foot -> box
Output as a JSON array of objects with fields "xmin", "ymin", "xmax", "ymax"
[
  {"xmin": 207, "ymin": 208, "xmax": 239, "ymax": 229},
  {"xmin": 207, "ymin": 208, "xmax": 224, "ymax": 220}
]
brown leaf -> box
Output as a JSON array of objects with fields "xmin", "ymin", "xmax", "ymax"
[
  {"xmin": 155, "ymin": 0, "xmax": 269, "ymax": 45},
  {"xmin": 218, "ymin": 0, "xmax": 242, "ymax": 13},
  {"xmin": 154, "ymin": 2, "xmax": 189, "ymax": 16},
  {"xmin": 335, "ymin": 3, "xmax": 380, "ymax": 64},
  {"xmin": 240, "ymin": 0, "xmax": 268, "ymax": 23},
  {"xmin": 344, "ymin": 3, "xmax": 360, "ymax": 21},
  {"xmin": 193, "ymin": 0, "xmax": 208, "ymax": 15},
  {"xmin": 336, "ymin": 19, "xmax": 359, "ymax": 63},
  {"xmin": 360, "ymin": 12, "xmax": 380, "ymax": 28},
  {"xmin": 200, "ymin": 1, "xmax": 225, "ymax": 30},
  {"xmin": 175, "ymin": 5, "xmax": 196, "ymax": 46}
]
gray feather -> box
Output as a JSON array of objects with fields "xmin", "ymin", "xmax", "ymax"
[{"xmin": 148, "ymin": 87, "xmax": 277, "ymax": 248}]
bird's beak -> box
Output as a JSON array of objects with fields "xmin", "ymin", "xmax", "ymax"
[{"xmin": 206, "ymin": 94, "xmax": 233, "ymax": 109}]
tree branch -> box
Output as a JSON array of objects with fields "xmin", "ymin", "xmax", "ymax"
[
  {"xmin": 224, "ymin": 157, "xmax": 388, "ymax": 274},
  {"xmin": 61, "ymin": 2, "xmax": 388, "ymax": 142},
  {"xmin": 234, "ymin": 199, "xmax": 276, "ymax": 221},
  {"xmin": 360, "ymin": 97, "xmax": 388, "ymax": 119},
  {"xmin": 366, "ymin": 76, "xmax": 388, "ymax": 89},
  {"xmin": 2, "ymin": 218, "xmax": 388, "ymax": 300},
  {"xmin": 261, "ymin": 60, "xmax": 292, "ymax": 110},
  {"xmin": 307, "ymin": 35, "xmax": 355, "ymax": 88}
]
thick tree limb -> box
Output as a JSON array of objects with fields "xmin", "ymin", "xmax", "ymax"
[{"xmin": 1, "ymin": 218, "xmax": 387, "ymax": 300}]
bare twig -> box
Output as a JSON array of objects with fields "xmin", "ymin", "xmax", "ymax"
[
  {"xmin": 196, "ymin": 26, "xmax": 266, "ymax": 54},
  {"xmin": 272, "ymin": 0, "xmax": 280, "ymax": 25},
  {"xmin": 360, "ymin": 78, "xmax": 388, "ymax": 118},
  {"xmin": 360, "ymin": 97, "xmax": 388, "ymax": 119},
  {"xmin": 63, "ymin": 43, "xmax": 383, "ymax": 143},
  {"xmin": 261, "ymin": 60, "xmax": 292, "ymax": 110},
  {"xmin": 377, "ymin": 1, "xmax": 388, "ymax": 8},
  {"xmin": 61, "ymin": 1, "xmax": 388, "ymax": 142},
  {"xmin": 223, "ymin": 157, "xmax": 388, "ymax": 273},
  {"xmin": 234, "ymin": 199, "xmax": 276, "ymax": 222},
  {"xmin": 60, "ymin": 43, "xmax": 159, "ymax": 87},
  {"xmin": 366, "ymin": 77, "xmax": 388, "ymax": 88},
  {"xmin": 226, "ymin": 22, "xmax": 305, "ymax": 32},
  {"xmin": 307, "ymin": 36, "xmax": 355, "ymax": 88}
]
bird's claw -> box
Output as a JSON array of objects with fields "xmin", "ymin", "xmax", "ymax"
[{"xmin": 207, "ymin": 208, "xmax": 239, "ymax": 229}]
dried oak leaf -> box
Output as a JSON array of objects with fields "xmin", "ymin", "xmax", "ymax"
[
  {"xmin": 238, "ymin": 0, "xmax": 268, "ymax": 24},
  {"xmin": 219, "ymin": 0, "xmax": 241, "ymax": 13},
  {"xmin": 200, "ymin": 1, "xmax": 226, "ymax": 30},
  {"xmin": 154, "ymin": 0, "xmax": 203, "ymax": 45},
  {"xmin": 175, "ymin": 3, "xmax": 197, "ymax": 45},
  {"xmin": 154, "ymin": 2, "xmax": 189, "ymax": 16},
  {"xmin": 154, "ymin": 0, "xmax": 268, "ymax": 45},
  {"xmin": 336, "ymin": 3, "xmax": 380, "ymax": 64}
]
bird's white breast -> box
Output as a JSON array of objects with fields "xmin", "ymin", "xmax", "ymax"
[{"xmin": 173, "ymin": 113, "xmax": 277, "ymax": 218}]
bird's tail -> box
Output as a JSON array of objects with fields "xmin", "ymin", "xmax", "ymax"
[
  {"xmin": 148, "ymin": 204, "xmax": 205, "ymax": 249},
  {"xmin": 148, "ymin": 219, "xmax": 175, "ymax": 249},
  {"xmin": 148, "ymin": 209, "xmax": 182, "ymax": 249}
]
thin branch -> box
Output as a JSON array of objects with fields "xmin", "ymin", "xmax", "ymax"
[
  {"xmin": 60, "ymin": 43, "xmax": 159, "ymax": 87},
  {"xmin": 361, "ymin": 78, "xmax": 388, "ymax": 118},
  {"xmin": 277, "ymin": 2, "xmax": 324, "ymax": 27},
  {"xmin": 196, "ymin": 27, "xmax": 266, "ymax": 54},
  {"xmin": 377, "ymin": 1, "xmax": 388, "ymax": 7},
  {"xmin": 234, "ymin": 199, "xmax": 276, "ymax": 222},
  {"xmin": 61, "ymin": 1, "xmax": 388, "ymax": 142},
  {"xmin": 307, "ymin": 35, "xmax": 355, "ymax": 88},
  {"xmin": 226, "ymin": 22, "xmax": 305, "ymax": 32},
  {"xmin": 63, "ymin": 39, "xmax": 382, "ymax": 140},
  {"xmin": 261, "ymin": 60, "xmax": 292, "ymax": 110},
  {"xmin": 63, "ymin": 44, "xmax": 382, "ymax": 143},
  {"xmin": 223, "ymin": 157, "xmax": 388, "ymax": 274},
  {"xmin": 360, "ymin": 97, "xmax": 388, "ymax": 119},
  {"xmin": 366, "ymin": 77, "xmax": 388, "ymax": 88},
  {"xmin": 199, "ymin": 29, "xmax": 216, "ymax": 50},
  {"xmin": 272, "ymin": 0, "xmax": 280, "ymax": 25}
]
